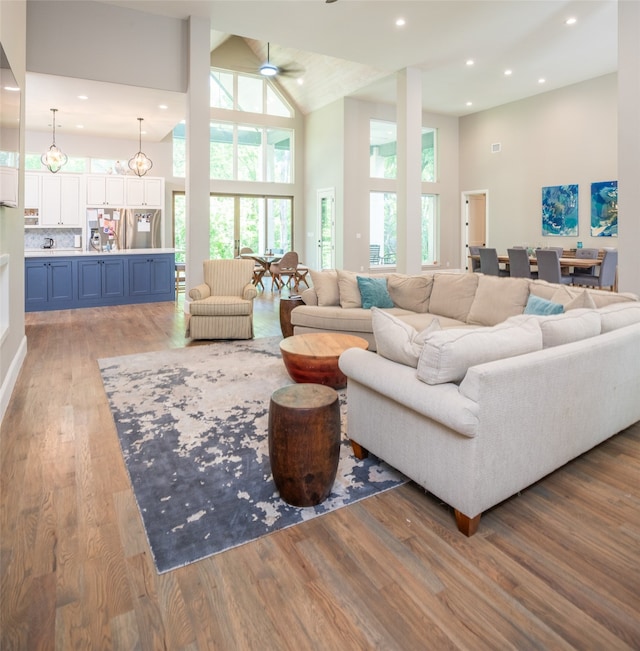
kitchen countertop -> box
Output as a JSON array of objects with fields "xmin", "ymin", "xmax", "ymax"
[{"xmin": 24, "ymin": 248, "xmax": 175, "ymax": 258}]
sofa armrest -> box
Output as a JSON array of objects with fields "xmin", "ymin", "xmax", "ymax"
[
  {"xmin": 189, "ymin": 283, "xmax": 211, "ymax": 300},
  {"xmin": 339, "ymin": 348, "xmax": 479, "ymax": 437},
  {"xmin": 243, "ymin": 283, "xmax": 258, "ymax": 300},
  {"xmin": 301, "ymin": 288, "xmax": 318, "ymax": 305}
]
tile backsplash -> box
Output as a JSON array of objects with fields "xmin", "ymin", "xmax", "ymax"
[{"xmin": 25, "ymin": 228, "xmax": 83, "ymax": 250}]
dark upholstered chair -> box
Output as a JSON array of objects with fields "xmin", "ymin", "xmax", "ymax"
[
  {"xmin": 479, "ymin": 248, "xmax": 509, "ymax": 276},
  {"xmin": 572, "ymin": 248, "xmax": 599, "ymax": 277},
  {"xmin": 572, "ymin": 250, "xmax": 617, "ymax": 291},
  {"xmin": 507, "ymin": 248, "xmax": 536, "ymax": 278},
  {"xmin": 535, "ymin": 249, "xmax": 572, "ymax": 285}
]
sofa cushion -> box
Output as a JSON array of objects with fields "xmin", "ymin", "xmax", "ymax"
[
  {"xmin": 309, "ymin": 269, "xmax": 339, "ymax": 306},
  {"xmin": 531, "ymin": 309, "xmax": 602, "ymax": 347},
  {"xmin": 291, "ymin": 304, "xmax": 414, "ymax": 334},
  {"xmin": 337, "ymin": 269, "xmax": 365, "ymax": 308},
  {"xmin": 416, "ymin": 319, "xmax": 543, "ymax": 385},
  {"xmin": 372, "ymin": 307, "xmax": 440, "ymax": 368},
  {"xmin": 428, "ymin": 273, "xmax": 479, "ymax": 322},
  {"xmin": 357, "ymin": 276, "xmax": 394, "ymax": 309},
  {"xmin": 467, "ymin": 275, "xmax": 530, "ymax": 325},
  {"xmin": 190, "ymin": 296, "xmax": 253, "ymax": 317},
  {"xmin": 524, "ymin": 294, "xmax": 564, "ymax": 315},
  {"xmin": 562, "ymin": 289, "xmax": 597, "ymax": 311},
  {"xmin": 387, "ymin": 274, "xmax": 433, "ymax": 313},
  {"xmin": 599, "ymin": 302, "xmax": 640, "ymax": 333}
]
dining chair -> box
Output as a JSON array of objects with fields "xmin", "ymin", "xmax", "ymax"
[
  {"xmin": 238, "ymin": 247, "xmax": 266, "ymax": 290},
  {"xmin": 478, "ymin": 247, "xmax": 509, "ymax": 276},
  {"xmin": 535, "ymin": 249, "xmax": 572, "ymax": 285},
  {"xmin": 572, "ymin": 250, "xmax": 617, "ymax": 291},
  {"xmin": 572, "ymin": 248, "xmax": 599, "ymax": 277},
  {"xmin": 507, "ymin": 248, "xmax": 535, "ymax": 278},
  {"xmin": 269, "ymin": 251, "xmax": 299, "ymax": 291},
  {"xmin": 468, "ymin": 245, "xmax": 481, "ymax": 272}
]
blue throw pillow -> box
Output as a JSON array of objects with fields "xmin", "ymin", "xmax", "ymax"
[
  {"xmin": 524, "ymin": 294, "xmax": 564, "ymax": 315},
  {"xmin": 357, "ymin": 276, "xmax": 394, "ymax": 309}
]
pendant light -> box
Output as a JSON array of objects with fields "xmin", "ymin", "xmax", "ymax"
[
  {"xmin": 128, "ymin": 117, "xmax": 153, "ymax": 177},
  {"xmin": 41, "ymin": 108, "xmax": 68, "ymax": 173}
]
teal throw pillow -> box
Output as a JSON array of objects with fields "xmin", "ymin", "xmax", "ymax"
[
  {"xmin": 524, "ymin": 294, "xmax": 564, "ymax": 316},
  {"xmin": 357, "ymin": 276, "xmax": 394, "ymax": 310}
]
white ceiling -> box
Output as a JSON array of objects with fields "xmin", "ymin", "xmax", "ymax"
[{"xmin": 24, "ymin": 0, "xmax": 617, "ymax": 142}]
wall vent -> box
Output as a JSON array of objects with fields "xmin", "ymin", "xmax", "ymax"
[{"xmin": 491, "ymin": 142, "xmax": 501, "ymax": 153}]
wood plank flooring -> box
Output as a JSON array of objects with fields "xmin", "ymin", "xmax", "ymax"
[{"xmin": 1, "ymin": 292, "xmax": 639, "ymax": 650}]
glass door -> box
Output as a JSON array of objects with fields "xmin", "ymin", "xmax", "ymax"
[{"xmin": 318, "ymin": 188, "xmax": 335, "ymax": 269}]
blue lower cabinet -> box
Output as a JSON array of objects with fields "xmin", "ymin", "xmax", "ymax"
[
  {"xmin": 25, "ymin": 253, "xmax": 174, "ymax": 311},
  {"xmin": 128, "ymin": 255, "xmax": 174, "ymax": 300},
  {"xmin": 77, "ymin": 258, "xmax": 125, "ymax": 303},
  {"xmin": 25, "ymin": 259, "xmax": 74, "ymax": 310}
]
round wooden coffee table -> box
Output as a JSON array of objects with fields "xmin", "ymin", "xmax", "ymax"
[
  {"xmin": 268, "ymin": 383, "xmax": 341, "ymax": 506},
  {"xmin": 279, "ymin": 333, "xmax": 369, "ymax": 389}
]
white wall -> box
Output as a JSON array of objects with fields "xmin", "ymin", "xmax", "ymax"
[
  {"xmin": 459, "ymin": 74, "xmax": 617, "ymax": 254},
  {"xmin": 0, "ymin": 0, "xmax": 27, "ymax": 423},
  {"xmin": 27, "ymin": 0, "xmax": 187, "ymax": 92}
]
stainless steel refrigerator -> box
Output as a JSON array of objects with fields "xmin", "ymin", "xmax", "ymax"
[{"xmin": 87, "ymin": 208, "xmax": 162, "ymax": 251}]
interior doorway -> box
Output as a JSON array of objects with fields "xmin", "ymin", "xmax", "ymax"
[
  {"xmin": 462, "ymin": 190, "xmax": 488, "ymax": 271},
  {"xmin": 317, "ymin": 188, "xmax": 335, "ymax": 270}
]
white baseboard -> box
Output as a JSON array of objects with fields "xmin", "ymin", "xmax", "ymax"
[{"xmin": 0, "ymin": 335, "xmax": 27, "ymax": 425}]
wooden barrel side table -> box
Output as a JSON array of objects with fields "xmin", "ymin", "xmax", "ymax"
[
  {"xmin": 268, "ymin": 383, "xmax": 341, "ymax": 507},
  {"xmin": 279, "ymin": 296, "xmax": 305, "ymax": 338}
]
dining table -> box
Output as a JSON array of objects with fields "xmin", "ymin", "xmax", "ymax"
[
  {"xmin": 469, "ymin": 254, "xmax": 602, "ymax": 270},
  {"xmin": 240, "ymin": 252, "xmax": 283, "ymax": 289}
]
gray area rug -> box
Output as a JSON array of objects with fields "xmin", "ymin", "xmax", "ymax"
[{"xmin": 98, "ymin": 337, "xmax": 407, "ymax": 573}]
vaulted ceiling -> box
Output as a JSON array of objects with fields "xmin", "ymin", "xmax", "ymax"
[{"xmin": 25, "ymin": 1, "xmax": 617, "ymax": 141}]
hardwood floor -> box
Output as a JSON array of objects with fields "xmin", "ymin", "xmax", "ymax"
[{"xmin": 2, "ymin": 292, "xmax": 639, "ymax": 650}]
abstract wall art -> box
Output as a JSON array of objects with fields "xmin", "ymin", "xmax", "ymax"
[
  {"xmin": 590, "ymin": 181, "xmax": 618, "ymax": 237},
  {"xmin": 541, "ymin": 184, "xmax": 579, "ymax": 237}
]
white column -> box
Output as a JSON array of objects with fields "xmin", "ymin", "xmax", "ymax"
[
  {"xmin": 185, "ymin": 16, "xmax": 211, "ymax": 299},
  {"xmin": 396, "ymin": 67, "xmax": 423, "ymax": 274},
  {"xmin": 618, "ymin": 0, "xmax": 640, "ymax": 295}
]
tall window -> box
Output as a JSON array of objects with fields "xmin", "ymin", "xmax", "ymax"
[
  {"xmin": 369, "ymin": 192, "xmax": 397, "ymax": 266},
  {"xmin": 369, "ymin": 120, "xmax": 437, "ymax": 182},
  {"xmin": 369, "ymin": 192, "xmax": 437, "ymax": 267},
  {"xmin": 173, "ymin": 122, "xmax": 293, "ymax": 182}
]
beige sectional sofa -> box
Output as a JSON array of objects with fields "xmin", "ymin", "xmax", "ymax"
[{"xmin": 293, "ymin": 269, "xmax": 640, "ymax": 535}]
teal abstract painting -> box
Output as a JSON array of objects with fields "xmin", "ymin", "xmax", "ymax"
[
  {"xmin": 542, "ymin": 185, "xmax": 578, "ymax": 236},
  {"xmin": 591, "ymin": 181, "xmax": 617, "ymax": 237}
]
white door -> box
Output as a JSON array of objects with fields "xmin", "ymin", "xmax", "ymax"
[{"xmin": 462, "ymin": 191, "xmax": 487, "ymax": 271}]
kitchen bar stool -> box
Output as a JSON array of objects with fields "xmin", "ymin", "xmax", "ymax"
[{"xmin": 175, "ymin": 262, "xmax": 186, "ymax": 296}]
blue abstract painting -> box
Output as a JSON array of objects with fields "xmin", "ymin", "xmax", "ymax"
[
  {"xmin": 542, "ymin": 184, "xmax": 579, "ymax": 236},
  {"xmin": 591, "ymin": 180, "xmax": 618, "ymax": 237}
]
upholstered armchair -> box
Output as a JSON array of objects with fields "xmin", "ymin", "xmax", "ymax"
[{"xmin": 187, "ymin": 259, "xmax": 257, "ymax": 340}]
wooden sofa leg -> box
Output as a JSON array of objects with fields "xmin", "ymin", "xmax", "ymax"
[
  {"xmin": 454, "ymin": 510, "xmax": 481, "ymax": 537},
  {"xmin": 350, "ymin": 440, "xmax": 368, "ymax": 459}
]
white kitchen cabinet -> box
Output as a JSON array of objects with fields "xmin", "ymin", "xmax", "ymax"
[
  {"xmin": 40, "ymin": 174, "xmax": 82, "ymax": 227},
  {"xmin": 24, "ymin": 173, "xmax": 41, "ymax": 209},
  {"xmin": 125, "ymin": 177, "xmax": 163, "ymax": 208},
  {"xmin": 86, "ymin": 175, "xmax": 125, "ymax": 206}
]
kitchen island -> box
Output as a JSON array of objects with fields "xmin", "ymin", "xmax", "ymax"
[{"xmin": 24, "ymin": 249, "xmax": 175, "ymax": 311}]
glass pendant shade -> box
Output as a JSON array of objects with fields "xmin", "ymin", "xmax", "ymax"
[
  {"xmin": 41, "ymin": 109, "xmax": 68, "ymax": 173},
  {"xmin": 128, "ymin": 118, "xmax": 153, "ymax": 177}
]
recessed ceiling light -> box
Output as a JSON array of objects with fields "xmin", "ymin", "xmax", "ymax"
[
  {"xmin": 466, "ymin": 59, "xmax": 475, "ymax": 67},
  {"xmin": 565, "ymin": 17, "xmax": 577, "ymax": 25},
  {"xmin": 297, "ymin": 78, "xmax": 304, "ymax": 86},
  {"xmin": 466, "ymin": 101, "xmax": 473, "ymax": 107},
  {"xmin": 158, "ymin": 104, "xmax": 168, "ymax": 110},
  {"xmin": 395, "ymin": 17, "xmax": 406, "ymax": 27},
  {"xmin": 76, "ymin": 124, "xmax": 84, "ymax": 129},
  {"xmin": 538, "ymin": 78, "xmax": 546, "ymax": 84},
  {"xmin": 78, "ymin": 95, "xmax": 88, "ymax": 100},
  {"xmin": 4, "ymin": 85, "xmax": 20, "ymax": 92},
  {"xmin": 504, "ymin": 69, "xmax": 513, "ymax": 76}
]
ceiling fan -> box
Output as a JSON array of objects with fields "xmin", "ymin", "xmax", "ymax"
[{"xmin": 258, "ymin": 43, "xmax": 304, "ymax": 79}]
